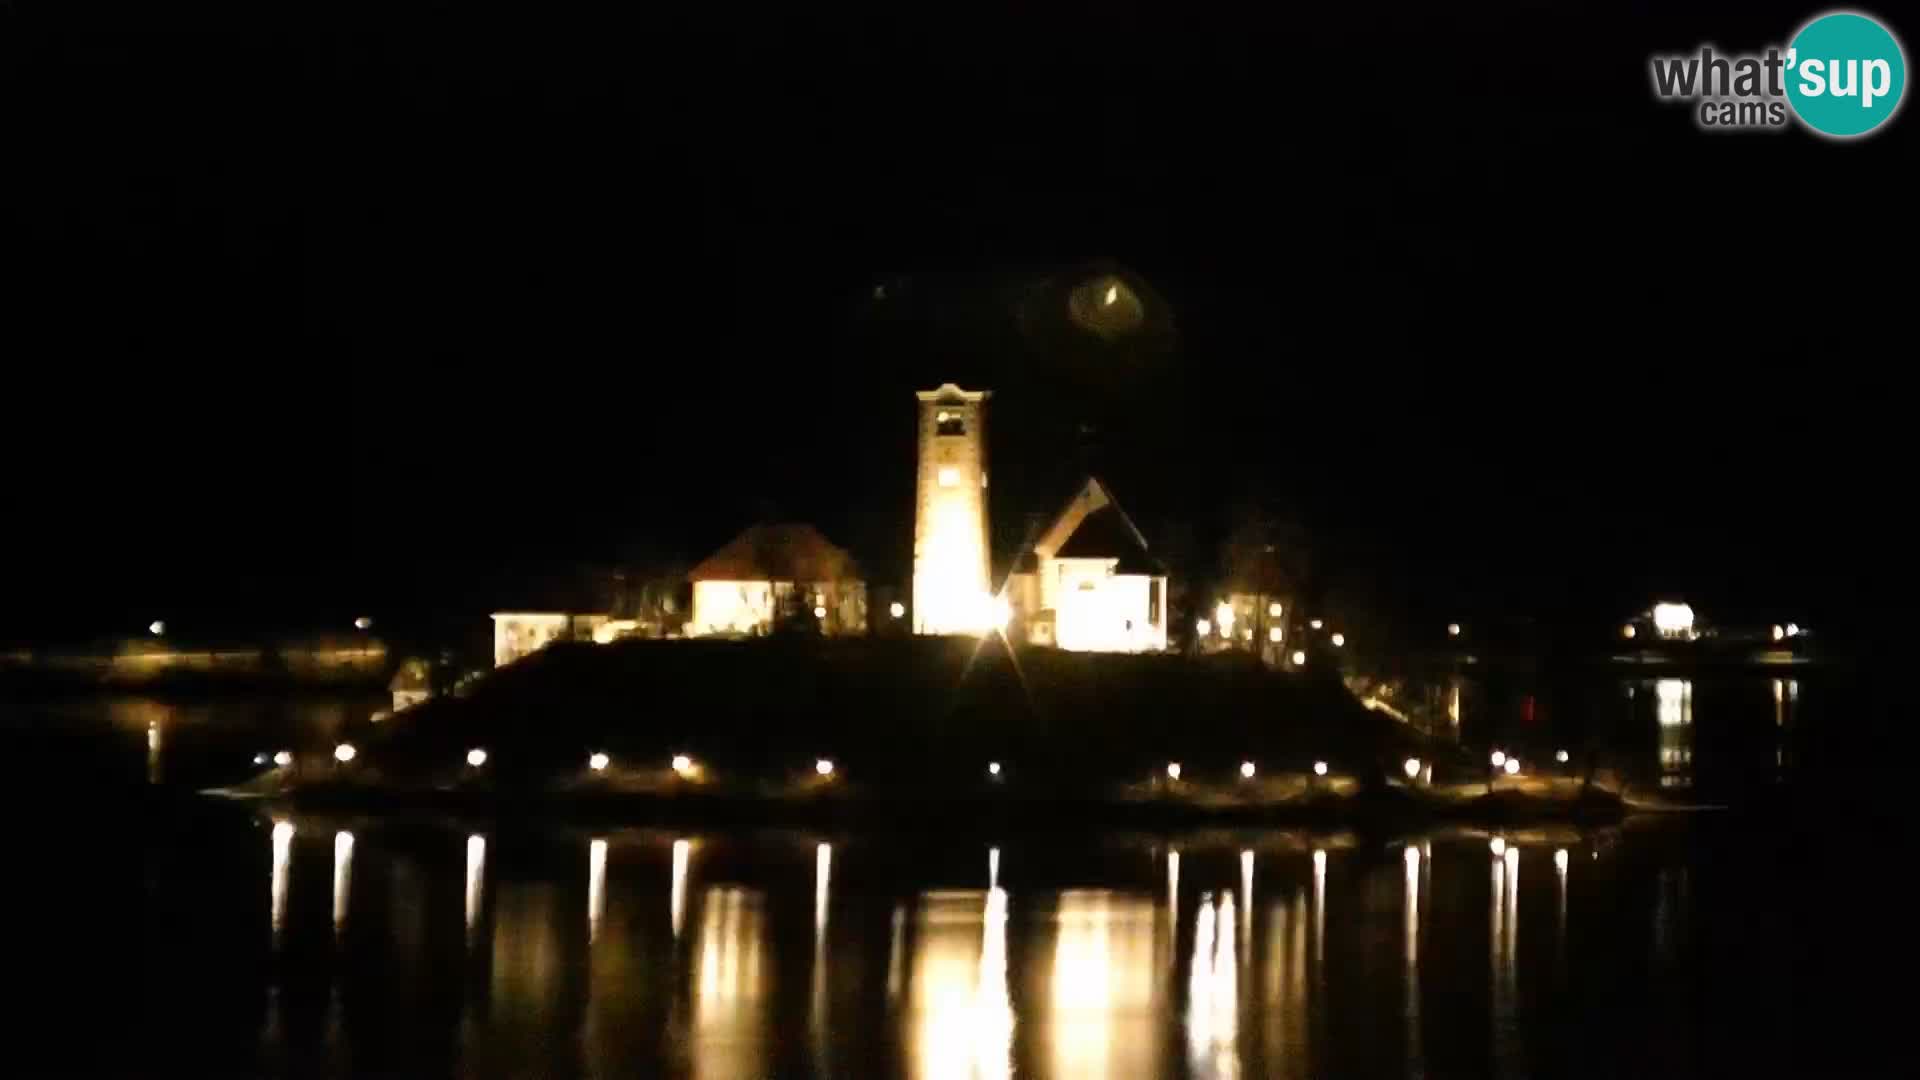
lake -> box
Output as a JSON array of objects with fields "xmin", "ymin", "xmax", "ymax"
[{"xmin": 18, "ymin": 672, "xmax": 1849, "ymax": 1075}]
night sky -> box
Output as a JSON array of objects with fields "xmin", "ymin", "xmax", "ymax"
[{"xmin": 3, "ymin": 2, "xmax": 1906, "ymax": 644}]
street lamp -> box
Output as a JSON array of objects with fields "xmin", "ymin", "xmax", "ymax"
[
  {"xmin": 890, "ymin": 601, "xmax": 905, "ymax": 619},
  {"xmin": 1290, "ymin": 650, "xmax": 1307, "ymax": 667},
  {"xmin": 1402, "ymin": 757, "xmax": 1421, "ymax": 780},
  {"xmin": 1330, "ymin": 632, "xmax": 1345, "ymax": 648},
  {"xmin": 149, "ymin": 620, "xmax": 166, "ymax": 636},
  {"xmin": 273, "ymin": 750, "xmax": 293, "ymax": 767},
  {"xmin": 1240, "ymin": 761, "xmax": 1256, "ymax": 779},
  {"xmin": 671, "ymin": 754, "xmax": 695, "ymax": 776},
  {"xmin": 815, "ymin": 758, "xmax": 835, "ymax": 777},
  {"xmin": 1503, "ymin": 757, "xmax": 1521, "ymax": 776},
  {"xmin": 1312, "ymin": 760, "xmax": 1329, "ymax": 777},
  {"xmin": 1490, "ymin": 750, "xmax": 1507, "ymax": 768},
  {"xmin": 589, "ymin": 752, "xmax": 610, "ymax": 771},
  {"xmin": 1447, "ymin": 623, "xmax": 1461, "ymax": 637},
  {"xmin": 988, "ymin": 761, "xmax": 1002, "ymax": 777},
  {"xmin": 334, "ymin": 743, "xmax": 357, "ymax": 763},
  {"xmin": 1166, "ymin": 762, "xmax": 1182, "ymax": 780},
  {"xmin": 467, "ymin": 748, "xmax": 488, "ymax": 768}
]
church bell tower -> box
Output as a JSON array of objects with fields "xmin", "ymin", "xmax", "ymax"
[{"xmin": 912, "ymin": 384, "xmax": 992, "ymax": 634}]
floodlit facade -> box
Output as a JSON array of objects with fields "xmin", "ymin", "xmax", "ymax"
[
  {"xmin": 1004, "ymin": 477, "xmax": 1168, "ymax": 653},
  {"xmin": 687, "ymin": 523, "xmax": 868, "ymax": 637},
  {"xmin": 491, "ymin": 612, "xmax": 608, "ymax": 667},
  {"xmin": 912, "ymin": 384, "xmax": 994, "ymax": 635}
]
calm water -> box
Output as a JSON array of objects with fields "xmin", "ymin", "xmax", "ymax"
[
  {"xmin": 27, "ymin": 674, "xmax": 1846, "ymax": 1075},
  {"xmin": 143, "ymin": 813, "xmax": 1797, "ymax": 1079}
]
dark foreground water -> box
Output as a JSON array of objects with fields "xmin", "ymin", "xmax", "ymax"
[
  {"xmin": 7, "ymin": 673, "xmax": 1868, "ymax": 1075},
  {"xmin": 143, "ymin": 810, "xmax": 1798, "ymax": 1079}
]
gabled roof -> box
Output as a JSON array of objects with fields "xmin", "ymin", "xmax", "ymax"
[
  {"xmin": 1033, "ymin": 477, "xmax": 1164, "ymax": 576},
  {"xmin": 688, "ymin": 523, "xmax": 860, "ymax": 583}
]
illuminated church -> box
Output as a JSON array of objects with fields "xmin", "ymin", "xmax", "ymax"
[{"xmin": 912, "ymin": 383, "xmax": 1169, "ymax": 652}]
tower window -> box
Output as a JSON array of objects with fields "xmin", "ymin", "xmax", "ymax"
[
  {"xmin": 938, "ymin": 466, "xmax": 960, "ymax": 488},
  {"xmin": 936, "ymin": 412, "xmax": 967, "ymax": 437}
]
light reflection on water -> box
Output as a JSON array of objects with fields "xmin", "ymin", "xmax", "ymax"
[{"xmin": 227, "ymin": 822, "xmax": 1794, "ymax": 1079}]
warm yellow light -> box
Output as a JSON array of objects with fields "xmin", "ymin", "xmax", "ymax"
[
  {"xmin": 1195, "ymin": 618, "xmax": 1212, "ymax": 638},
  {"xmin": 1268, "ymin": 602, "xmax": 1283, "ymax": 617},
  {"xmin": 1239, "ymin": 761, "xmax": 1256, "ymax": 779},
  {"xmin": 988, "ymin": 760, "xmax": 1001, "ymax": 777},
  {"xmin": 273, "ymin": 750, "xmax": 292, "ymax": 767},
  {"xmin": 1447, "ymin": 622, "xmax": 1461, "ymax": 637},
  {"xmin": 1651, "ymin": 602, "xmax": 1695, "ymax": 638},
  {"xmin": 1503, "ymin": 757, "xmax": 1521, "ymax": 776},
  {"xmin": 1554, "ymin": 848, "xmax": 1569, "ymax": 872},
  {"xmin": 813, "ymin": 605, "xmax": 827, "ymax": 619},
  {"xmin": 937, "ymin": 466, "xmax": 960, "ymax": 487},
  {"xmin": 816, "ymin": 758, "xmax": 835, "ymax": 776},
  {"xmin": 1622, "ymin": 624, "xmax": 1637, "ymax": 639},
  {"xmin": 890, "ymin": 601, "xmax": 905, "ymax": 618},
  {"xmin": 1404, "ymin": 844, "xmax": 1421, "ymax": 868},
  {"xmin": 672, "ymin": 753, "xmax": 694, "ymax": 776},
  {"xmin": 1490, "ymin": 750, "xmax": 1507, "ymax": 768},
  {"xmin": 936, "ymin": 410, "xmax": 950, "ymax": 423},
  {"xmin": 990, "ymin": 594, "xmax": 1011, "ymax": 633},
  {"xmin": 334, "ymin": 743, "xmax": 357, "ymax": 763},
  {"xmin": 1770, "ymin": 624, "xmax": 1785, "ymax": 641},
  {"xmin": 1490, "ymin": 836, "xmax": 1506, "ymax": 856},
  {"xmin": 1309, "ymin": 618, "xmax": 1323, "ymax": 630},
  {"xmin": 466, "ymin": 748, "xmax": 488, "ymax": 767},
  {"xmin": 149, "ymin": 620, "xmax": 165, "ymax": 635},
  {"xmin": 1214, "ymin": 601, "xmax": 1235, "ymax": 638},
  {"xmin": 1330, "ymin": 632, "xmax": 1345, "ymax": 648},
  {"xmin": 1166, "ymin": 762, "xmax": 1182, "ymax": 780},
  {"xmin": 1402, "ymin": 757, "xmax": 1421, "ymax": 779},
  {"xmin": 1268, "ymin": 627, "xmax": 1283, "ymax": 643},
  {"xmin": 1103, "ymin": 284, "xmax": 1118, "ymax": 306},
  {"xmin": 1555, "ymin": 749, "xmax": 1570, "ymax": 763},
  {"xmin": 589, "ymin": 751, "xmax": 610, "ymax": 771},
  {"xmin": 1313, "ymin": 760, "xmax": 1328, "ymax": 776},
  {"xmin": 1291, "ymin": 650, "xmax": 1307, "ymax": 666},
  {"xmin": 354, "ymin": 616, "xmax": 373, "ymax": 631}
]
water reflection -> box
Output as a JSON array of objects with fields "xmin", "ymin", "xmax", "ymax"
[
  {"xmin": 464, "ymin": 834, "xmax": 486, "ymax": 942},
  {"xmin": 233, "ymin": 823, "xmax": 1765, "ymax": 1079},
  {"xmin": 332, "ymin": 830, "xmax": 354, "ymax": 937},
  {"xmin": 587, "ymin": 838, "xmax": 607, "ymax": 945},
  {"xmin": 270, "ymin": 820, "xmax": 293, "ymax": 945},
  {"xmin": 1186, "ymin": 892, "xmax": 1240, "ymax": 1079},
  {"xmin": 694, "ymin": 887, "xmax": 769, "ymax": 1080},
  {"xmin": 909, "ymin": 889, "xmax": 1012, "ymax": 1080},
  {"xmin": 671, "ymin": 839, "xmax": 690, "ymax": 940},
  {"xmin": 1656, "ymin": 678, "xmax": 1694, "ymax": 789},
  {"xmin": 1491, "ymin": 845, "xmax": 1520, "ymax": 1078},
  {"xmin": 147, "ymin": 722, "xmax": 162, "ymax": 785},
  {"xmin": 1045, "ymin": 891, "xmax": 1156, "ymax": 1078}
]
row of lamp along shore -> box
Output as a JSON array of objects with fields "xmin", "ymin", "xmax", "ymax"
[{"xmin": 267, "ymin": 747, "xmax": 1576, "ymax": 785}]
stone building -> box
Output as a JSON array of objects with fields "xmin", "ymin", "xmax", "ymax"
[
  {"xmin": 686, "ymin": 523, "xmax": 868, "ymax": 637},
  {"xmin": 911, "ymin": 384, "xmax": 994, "ymax": 635},
  {"xmin": 1004, "ymin": 477, "xmax": 1169, "ymax": 653}
]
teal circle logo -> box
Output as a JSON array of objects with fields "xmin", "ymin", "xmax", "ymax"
[{"xmin": 1785, "ymin": 11, "xmax": 1906, "ymax": 137}]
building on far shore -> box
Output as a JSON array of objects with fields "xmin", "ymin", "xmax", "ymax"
[
  {"xmin": 491, "ymin": 612, "xmax": 616, "ymax": 668},
  {"xmin": 911, "ymin": 383, "xmax": 994, "ymax": 635},
  {"xmin": 1004, "ymin": 477, "xmax": 1168, "ymax": 653},
  {"xmin": 687, "ymin": 522, "xmax": 868, "ymax": 637}
]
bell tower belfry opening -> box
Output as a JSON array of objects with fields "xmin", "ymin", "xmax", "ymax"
[{"xmin": 911, "ymin": 384, "xmax": 993, "ymax": 635}]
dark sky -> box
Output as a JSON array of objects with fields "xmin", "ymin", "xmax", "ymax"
[{"xmin": 2, "ymin": 2, "xmax": 1906, "ymax": 642}]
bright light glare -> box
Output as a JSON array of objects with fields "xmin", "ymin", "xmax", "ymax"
[
  {"xmin": 988, "ymin": 761, "xmax": 1001, "ymax": 776},
  {"xmin": 334, "ymin": 743, "xmax": 356, "ymax": 763},
  {"xmin": 1214, "ymin": 601, "xmax": 1235, "ymax": 638},
  {"xmin": 1103, "ymin": 283, "xmax": 1118, "ymax": 306},
  {"xmin": 813, "ymin": 605, "xmax": 827, "ymax": 619},
  {"xmin": 671, "ymin": 753, "xmax": 694, "ymax": 775},
  {"xmin": 1330, "ymin": 632, "xmax": 1345, "ymax": 648},
  {"xmin": 1771, "ymin": 624, "xmax": 1785, "ymax": 642},
  {"xmin": 1166, "ymin": 762, "xmax": 1182, "ymax": 780},
  {"xmin": 1291, "ymin": 650, "xmax": 1307, "ymax": 666},
  {"xmin": 354, "ymin": 616, "xmax": 373, "ymax": 630},
  {"xmin": 1623, "ymin": 624, "xmax": 1637, "ymax": 639},
  {"xmin": 1785, "ymin": 622, "xmax": 1801, "ymax": 637},
  {"xmin": 1309, "ymin": 619, "xmax": 1323, "ymax": 630},
  {"xmin": 589, "ymin": 752, "xmax": 610, "ymax": 771},
  {"xmin": 274, "ymin": 750, "xmax": 292, "ymax": 767},
  {"xmin": 1555, "ymin": 749, "xmax": 1570, "ymax": 763},
  {"xmin": 1491, "ymin": 750, "xmax": 1507, "ymax": 768},
  {"xmin": 253, "ymin": 753, "xmax": 268, "ymax": 766},
  {"xmin": 1268, "ymin": 627, "xmax": 1283, "ymax": 642},
  {"xmin": 1402, "ymin": 757, "xmax": 1421, "ymax": 779},
  {"xmin": 466, "ymin": 748, "xmax": 488, "ymax": 767},
  {"xmin": 890, "ymin": 601, "xmax": 905, "ymax": 618},
  {"xmin": 1239, "ymin": 761, "xmax": 1256, "ymax": 779},
  {"xmin": 1651, "ymin": 602, "xmax": 1695, "ymax": 638},
  {"xmin": 1490, "ymin": 836, "xmax": 1507, "ymax": 856},
  {"xmin": 1313, "ymin": 760, "xmax": 1329, "ymax": 776},
  {"xmin": 1554, "ymin": 848, "xmax": 1569, "ymax": 872},
  {"xmin": 149, "ymin": 620, "xmax": 165, "ymax": 635},
  {"xmin": 1195, "ymin": 618, "xmax": 1212, "ymax": 637},
  {"xmin": 816, "ymin": 758, "xmax": 835, "ymax": 776},
  {"xmin": 1504, "ymin": 758, "xmax": 1521, "ymax": 775},
  {"xmin": 1447, "ymin": 622, "xmax": 1461, "ymax": 637}
]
